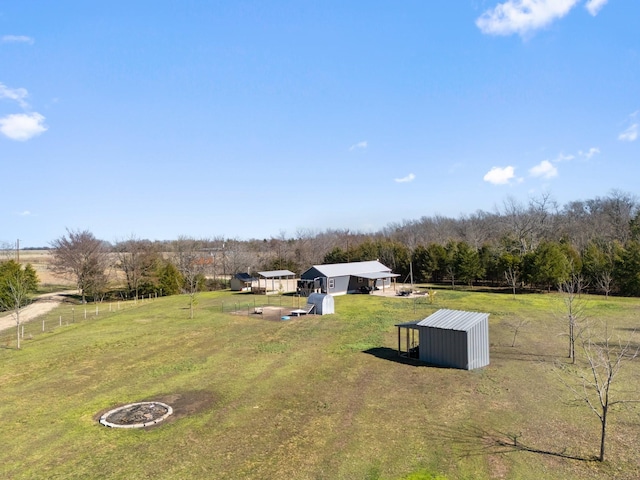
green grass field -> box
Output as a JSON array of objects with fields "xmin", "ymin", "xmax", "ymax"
[{"xmin": 1, "ymin": 289, "xmax": 639, "ymax": 479}]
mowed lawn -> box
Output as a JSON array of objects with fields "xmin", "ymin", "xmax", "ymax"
[{"xmin": 1, "ymin": 289, "xmax": 640, "ymax": 479}]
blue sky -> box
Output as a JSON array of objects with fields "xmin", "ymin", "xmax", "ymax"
[{"xmin": 1, "ymin": 0, "xmax": 638, "ymax": 247}]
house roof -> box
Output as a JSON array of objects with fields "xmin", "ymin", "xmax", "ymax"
[
  {"xmin": 258, "ymin": 270, "xmax": 296, "ymax": 278},
  {"xmin": 308, "ymin": 260, "xmax": 395, "ymax": 278},
  {"xmin": 396, "ymin": 309, "xmax": 489, "ymax": 332}
]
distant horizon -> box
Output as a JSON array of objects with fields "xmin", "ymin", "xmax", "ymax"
[{"xmin": 2, "ymin": 1, "xmax": 638, "ymax": 248}]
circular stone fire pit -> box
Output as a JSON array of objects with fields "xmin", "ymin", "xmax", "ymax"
[{"xmin": 99, "ymin": 401, "xmax": 173, "ymax": 428}]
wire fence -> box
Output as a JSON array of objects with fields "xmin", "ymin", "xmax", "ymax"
[
  {"xmin": 0, "ymin": 294, "xmax": 158, "ymax": 349},
  {"xmin": 0, "ymin": 293, "xmax": 309, "ymax": 348}
]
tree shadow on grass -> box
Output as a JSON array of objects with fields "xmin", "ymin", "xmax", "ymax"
[
  {"xmin": 489, "ymin": 346, "xmax": 557, "ymax": 363},
  {"xmin": 430, "ymin": 423, "xmax": 596, "ymax": 462}
]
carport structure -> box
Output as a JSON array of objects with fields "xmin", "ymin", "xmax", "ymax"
[
  {"xmin": 395, "ymin": 309, "xmax": 490, "ymax": 370},
  {"xmin": 256, "ymin": 270, "xmax": 297, "ymax": 295}
]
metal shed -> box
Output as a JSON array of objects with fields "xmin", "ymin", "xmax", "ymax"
[
  {"xmin": 307, "ymin": 293, "xmax": 334, "ymax": 315},
  {"xmin": 395, "ymin": 309, "xmax": 490, "ymax": 370}
]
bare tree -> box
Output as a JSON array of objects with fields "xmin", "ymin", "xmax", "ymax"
[
  {"xmin": 505, "ymin": 317, "xmax": 529, "ymax": 347},
  {"xmin": 557, "ymin": 325, "xmax": 639, "ymax": 461},
  {"xmin": 172, "ymin": 237, "xmax": 207, "ymax": 319},
  {"xmin": 114, "ymin": 236, "xmax": 160, "ymax": 299},
  {"xmin": 0, "ymin": 261, "xmax": 38, "ymax": 349},
  {"xmin": 558, "ymin": 272, "xmax": 587, "ymax": 363},
  {"xmin": 50, "ymin": 229, "xmax": 110, "ymax": 303}
]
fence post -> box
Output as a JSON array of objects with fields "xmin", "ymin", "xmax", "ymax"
[
  {"xmin": 96, "ymin": 305, "xmax": 99, "ymax": 316},
  {"xmin": 72, "ymin": 307, "xmax": 75, "ymax": 323},
  {"xmin": 42, "ymin": 319, "xmax": 45, "ymax": 332},
  {"xmin": 84, "ymin": 309, "xmax": 87, "ymax": 320},
  {"xmin": 59, "ymin": 315, "xmax": 62, "ymax": 327}
]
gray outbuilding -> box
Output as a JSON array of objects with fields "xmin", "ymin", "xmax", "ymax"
[
  {"xmin": 395, "ymin": 309, "xmax": 490, "ymax": 370},
  {"xmin": 299, "ymin": 260, "xmax": 399, "ymax": 296}
]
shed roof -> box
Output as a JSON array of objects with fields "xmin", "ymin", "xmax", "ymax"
[
  {"xmin": 258, "ymin": 270, "xmax": 296, "ymax": 278},
  {"xmin": 309, "ymin": 260, "xmax": 394, "ymax": 278},
  {"xmin": 396, "ymin": 309, "xmax": 489, "ymax": 332},
  {"xmin": 234, "ymin": 273, "xmax": 257, "ymax": 282}
]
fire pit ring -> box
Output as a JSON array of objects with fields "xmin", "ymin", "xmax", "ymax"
[{"xmin": 99, "ymin": 401, "xmax": 173, "ymax": 428}]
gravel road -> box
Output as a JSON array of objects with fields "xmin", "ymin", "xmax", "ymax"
[{"xmin": 0, "ymin": 291, "xmax": 76, "ymax": 333}]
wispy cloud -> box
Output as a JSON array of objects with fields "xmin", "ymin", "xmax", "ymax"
[
  {"xmin": 618, "ymin": 123, "xmax": 638, "ymax": 142},
  {"xmin": 349, "ymin": 141, "xmax": 367, "ymax": 151},
  {"xmin": 476, "ymin": 0, "xmax": 579, "ymax": 36},
  {"xmin": 579, "ymin": 147, "xmax": 600, "ymax": 159},
  {"xmin": 529, "ymin": 159, "xmax": 558, "ymax": 178},
  {"xmin": 585, "ymin": 0, "xmax": 608, "ymax": 16},
  {"xmin": 0, "ymin": 113, "xmax": 48, "ymax": 141},
  {"xmin": 1, "ymin": 35, "xmax": 34, "ymax": 45},
  {"xmin": 483, "ymin": 166, "xmax": 516, "ymax": 185},
  {"xmin": 394, "ymin": 173, "xmax": 415, "ymax": 183},
  {"xmin": 18, "ymin": 210, "xmax": 32, "ymax": 216},
  {"xmin": 554, "ymin": 152, "xmax": 575, "ymax": 162},
  {"xmin": 0, "ymin": 82, "xmax": 29, "ymax": 108}
]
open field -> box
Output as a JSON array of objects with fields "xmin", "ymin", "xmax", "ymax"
[{"xmin": 1, "ymin": 289, "xmax": 640, "ymax": 479}]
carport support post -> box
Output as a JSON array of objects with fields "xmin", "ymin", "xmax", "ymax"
[
  {"xmin": 397, "ymin": 327, "xmax": 401, "ymax": 356},
  {"xmin": 406, "ymin": 328, "xmax": 410, "ymax": 357}
]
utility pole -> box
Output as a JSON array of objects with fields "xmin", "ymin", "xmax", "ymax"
[{"xmin": 16, "ymin": 239, "xmax": 20, "ymax": 263}]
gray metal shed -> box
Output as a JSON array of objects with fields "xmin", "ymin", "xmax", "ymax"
[
  {"xmin": 395, "ymin": 309, "xmax": 490, "ymax": 370},
  {"xmin": 307, "ymin": 293, "xmax": 334, "ymax": 315}
]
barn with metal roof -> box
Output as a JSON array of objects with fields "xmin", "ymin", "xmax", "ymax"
[
  {"xmin": 395, "ymin": 309, "xmax": 490, "ymax": 370},
  {"xmin": 299, "ymin": 261, "xmax": 400, "ymax": 296}
]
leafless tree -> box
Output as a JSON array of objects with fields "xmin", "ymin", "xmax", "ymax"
[
  {"xmin": 0, "ymin": 264, "xmax": 37, "ymax": 349},
  {"xmin": 114, "ymin": 236, "xmax": 160, "ymax": 299},
  {"xmin": 505, "ymin": 317, "xmax": 529, "ymax": 347},
  {"xmin": 556, "ymin": 325, "xmax": 640, "ymax": 462},
  {"xmin": 558, "ymin": 272, "xmax": 587, "ymax": 363},
  {"xmin": 172, "ymin": 237, "xmax": 207, "ymax": 319},
  {"xmin": 49, "ymin": 229, "xmax": 110, "ymax": 303}
]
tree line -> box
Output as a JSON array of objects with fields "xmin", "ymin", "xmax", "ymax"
[{"xmin": 3, "ymin": 190, "xmax": 639, "ymax": 305}]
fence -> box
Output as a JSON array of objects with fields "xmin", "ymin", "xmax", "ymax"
[
  {"xmin": 0, "ymin": 293, "xmax": 158, "ymax": 349},
  {"xmin": 0, "ymin": 293, "xmax": 311, "ymax": 348}
]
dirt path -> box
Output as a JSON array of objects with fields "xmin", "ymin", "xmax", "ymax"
[{"xmin": 0, "ymin": 290, "xmax": 76, "ymax": 333}]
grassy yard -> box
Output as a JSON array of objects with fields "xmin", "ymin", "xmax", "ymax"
[{"xmin": 1, "ymin": 289, "xmax": 640, "ymax": 479}]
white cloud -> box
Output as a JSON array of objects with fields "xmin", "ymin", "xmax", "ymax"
[
  {"xmin": 585, "ymin": 0, "xmax": 608, "ymax": 16},
  {"xmin": 554, "ymin": 152, "xmax": 575, "ymax": 162},
  {"xmin": 579, "ymin": 147, "xmax": 600, "ymax": 159},
  {"xmin": 483, "ymin": 166, "xmax": 516, "ymax": 185},
  {"xmin": 0, "ymin": 112, "xmax": 48, "ymax": 141},
  {"xmin": 0, "ymin": 82, "xmax": 29, "ymax": 108},
  {"xmin": 18, "ymin": 210, "xmax": 32, "ymax": 216},
  {"xmin": 394, "ymin": 173, "xmax": 416, "ymax": 183},
  {"xmin": 529, "ymin": 159, "xmax": 558, "ymax": 178},
  {"xmin": 349, "ymin": 140, "xmax": 368, "ymax": 151},
  {"xmin": 476, "ymin": 0, "xmax": 579, "ymax": 36},
  {"xmin": 618, "ymin": 123, "xmax": 638, "ymax": 142},
  {"xmin": 1, "ymin": 35, "xmax": 34, "ymax": 44}
]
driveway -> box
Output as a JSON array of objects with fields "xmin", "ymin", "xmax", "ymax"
[{"xmin": 0, "ymin": 290, "xmax": 76, "ymax": 333}]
